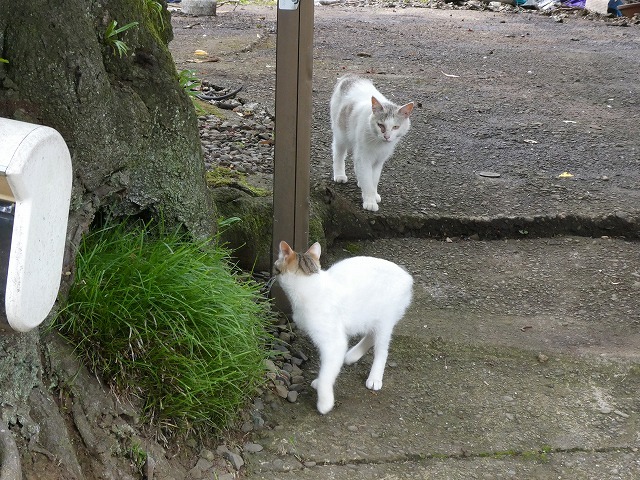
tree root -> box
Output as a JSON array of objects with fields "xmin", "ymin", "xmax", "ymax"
[{"xmin": 0, "ymin": 424, "xmax": 22, "ymax": 480}]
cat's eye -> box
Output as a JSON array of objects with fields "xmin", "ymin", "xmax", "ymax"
[
  {"xmin": 392, "ymin": 125, "xmax": 400, "ymax": 130},
  {"xmin": 378, "ymin": 124, "xmax": 386, "ymax": 133}
]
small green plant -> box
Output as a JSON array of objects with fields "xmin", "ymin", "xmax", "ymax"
[
  {"xmin": 178, "ymin": 69, "xmax": 208, "ymax": 113},
  {"xmin": 55, "ymin": 220, "xmax": 276, "ymax": 433},
  {"xmin": 128, "ymin": 442, "xmax": 148, "ymax": 473},
  {"xmin": 104, "ymin": 20, "xmax": 139, "ymax": 58},
  {"xmin": 178, "ymin": 69, "xmax": 202, "ymax": 98},
  {"xmin": 0, "ymin": 58, "xmax": 8, "ymax": 64},
  {"xmin": 144, "ymin": 0, "xmax": 165, "ymax": 29}
]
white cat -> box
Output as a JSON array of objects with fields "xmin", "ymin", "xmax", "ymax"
[
  {"xmin": 274, "ymin": 240, "xmax": 413, "ymax": 414},
  {"xmin": 329, "ymin": 74, "xmax": 414, "ymax": 212}
]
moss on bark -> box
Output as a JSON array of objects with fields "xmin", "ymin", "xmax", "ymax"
[{"xmin": 0, "ymin": 0, "xmax": 214, "ymax": 239}]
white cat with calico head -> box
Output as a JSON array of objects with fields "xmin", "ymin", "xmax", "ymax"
[
  {"xmin": 274, "ymin": 241, "xmax": 413, "ymax": 414},
  {"xmin": 330, "ymin": 74, "xmax": 414, "ymax": 212}
]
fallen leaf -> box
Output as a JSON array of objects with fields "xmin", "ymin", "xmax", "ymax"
[
  {"xmin": 558, "ymin": 171, "xmax": 574, "ymax": 178},
  {"xmin": 194, "ymin": 49, "xmax": 208, "ymax": 56}
]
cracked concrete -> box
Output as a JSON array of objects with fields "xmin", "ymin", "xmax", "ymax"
[{"xmin": 244, "ymin": 236, "xmax": 639, "ymax": 479}]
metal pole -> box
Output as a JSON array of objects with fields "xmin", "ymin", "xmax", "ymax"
[{"xmin": 271, "ymin": 0, "xmax": 313, "ymax": 312}]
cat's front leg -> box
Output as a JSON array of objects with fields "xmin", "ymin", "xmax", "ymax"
[
  {"xmin": 371, "ymin": 161, "xmax": 385, "ymax": 204},
  {"xmin": 361, "ymin": 190, "xmax": 379, "ymax": 212},
  {"xmin": 357, "ymin": 171, "xmax": 379, "ymax": 211},
  {"xmin": 310, "ymin": 378, "xmax": 335, "ymax": 415},
  {"xmin": 332, "ymin": 137, "xmax": 348, "ymax": 183},
  {"xmin": 313, "ymin": 338, "xmax": 348, "ymax": 414},
  {"xmin": 355, "ymin": 158, "xmax": 380, "ymax": 211}
]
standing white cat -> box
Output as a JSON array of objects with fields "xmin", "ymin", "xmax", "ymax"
[
  {"xmin": 274, "ymin": 240, "xmax": 413, "ymax": 414},
  {"xmin": 330, "ymin": 74, "xmax": 414, "ymax": 212}
]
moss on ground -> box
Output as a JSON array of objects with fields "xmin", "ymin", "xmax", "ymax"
[
  {"xmin": 206, "ymin": 167, "xmax": 270, "ymax": 197},
  {"xmin": 193, "ymin": 98, "xmax": 225, "ymax": 117}
]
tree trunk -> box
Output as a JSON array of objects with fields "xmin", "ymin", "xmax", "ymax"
[{"xmin": 0, "ymin": 0, "xmax": 215, "ymax": 477}]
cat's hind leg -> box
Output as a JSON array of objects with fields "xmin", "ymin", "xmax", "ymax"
[
  {"xmin": 344, "ymin": 333, "xmax": 374, "ymax": 365},
  {"xmin": 312, "ymin": 337, "xmax": 348, "ymax": 414},
  {"xmin": 332, "ymin": 136, "xmax": 349, "ymax": 183},
  {"xmin": 366, "ymin": 326, "xmax": 394, "ymax": 391}
]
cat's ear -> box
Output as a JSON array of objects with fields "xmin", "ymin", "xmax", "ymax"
[
  {"xmin": 306, "ymin": 242, "xmax": 322, "ymax": 261},
  {"xmin": 279, "ymin": 240, "xmax": 294, "ymax": 259},
  {"xmin": 371, "ymin": 96, "xmax": 384, "ymax": 114},
  {"xmin": 398, "ymin": 102, "xmax": 414, "ymax": 118}
]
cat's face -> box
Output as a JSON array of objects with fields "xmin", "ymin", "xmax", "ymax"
[
  {"xmin": 371, "ymin": 97, "xmax": 414, "ymax": 143},
  {"xmin": 274, "ymin": 241, "xmax": 321, "ymax": 276}
]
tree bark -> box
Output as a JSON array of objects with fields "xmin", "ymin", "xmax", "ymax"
[{"xmin": 0, "ymin": 0, "xmax": 215, "ymax": 477}]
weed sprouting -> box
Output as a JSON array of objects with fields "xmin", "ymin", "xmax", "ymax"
[{"xmin": 105, "ymin": 20, "xmax": 139, "ymax": 57}]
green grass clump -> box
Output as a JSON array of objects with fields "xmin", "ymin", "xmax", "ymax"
[{"xmin": 55, "ymin": 221, "xmax": 275, "ymax": 433}]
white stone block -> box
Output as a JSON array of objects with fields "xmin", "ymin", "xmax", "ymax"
[{"xmin": 182, "ymin": 0, "xmax": 217, "ymax": 16}]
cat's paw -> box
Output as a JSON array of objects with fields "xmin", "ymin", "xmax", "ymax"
[
  {"xmin": 311, "ymin": 378, "xmax": 318, "ymax": 389},
  {"xmin": 366, "ymin": 377, "xmax": 383, "ymax": 391},
  {"xmin": 317, "ymin": 394, "xmax": 335, "ymax": 415},
  {"xmin": 375, "ymin": 193, "xmax": 381, "ymax": 202},
  {"xmin": 334, "ymin": 174, "xmax": 348, "ymax": 183},
  {"xmin": 362, "ymin": 200, "xmax": 379, "ymax": 212}
]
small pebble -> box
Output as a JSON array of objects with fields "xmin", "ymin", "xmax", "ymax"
[
  {"xmin": 537, "ymin": 353, "xmax": 549, "ymax": 363},
  {"xmin": 244, "ymin": 442, "xmax": 264, "ymax": 453},
  {"xmin": 200, "ymin": 449, "xmax": 215, "ymax": 462},
  {"xmin": 275, "ymin": 385, "xmax": 289, "ymax": 398},
  {"xmin": 222, "ymin": 450, "xmax": 244, "ymax": 470}
]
